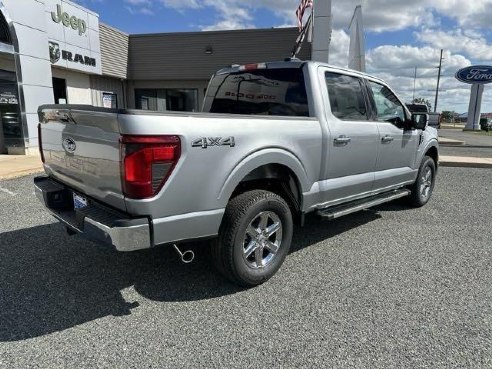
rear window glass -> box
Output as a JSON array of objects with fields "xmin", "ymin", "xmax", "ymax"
[{"xmin": 203, "ymin": 68, "xmax": 309, "ymax": 117}]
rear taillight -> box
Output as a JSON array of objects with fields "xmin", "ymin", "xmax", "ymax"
[
  {"xmin": 37, "ymin": 123, "xmax": 45, "ymax": 163},
  {"xmin": 120, "ymin": 135, "xmax": 181, "ymax": 199}
]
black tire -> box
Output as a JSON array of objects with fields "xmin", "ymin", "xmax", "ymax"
[
  {"xmin": 211, "ymin": 190, "xmax": 293, "ymax": 287},
  {"xmin": 408, "ymin": 155, "xmax": 436, "ymax": 207}
]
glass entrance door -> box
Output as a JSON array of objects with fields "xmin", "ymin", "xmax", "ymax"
[
  {"xmin": 52, "ymin": 77, "xmax": 67, "ymax": 104},
  {"xmin": 0, "ymin": 70, "xmax": 21, "ymax": 154}
]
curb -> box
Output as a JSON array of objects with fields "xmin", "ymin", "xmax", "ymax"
[
  {"xmin": 439, "ymin": 156, "xmax": 492, "ymax": 169},
  {"xmin": 438, "ymin": 138, "xmax": 466, "ymax": 146},
  {"xmin": 0, "ymin": 168, "xmax": 44, "ymax": 181},
  {"xmin": 443, "ymin": 145, "xmax": 492, "ymax": 149},
  {"xmin": 439, "ymin": 141, "xmax": 466, "ymax": 147},
  {"xmin": 439, "ymin": 162, "xmax": 492, "ymax": 169}
]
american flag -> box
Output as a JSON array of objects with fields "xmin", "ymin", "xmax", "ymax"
[{"xmin": 296, "ymin": 0, "xmax": 313, "ymax": 32}]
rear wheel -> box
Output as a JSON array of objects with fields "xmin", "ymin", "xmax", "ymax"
[
  {"xmin": 408, "ymin": 155, "xmax": 436, "ymax": 207},
  {"xmin": 211, "ymin": 190, "xmax": 293, "ymax": 287}
]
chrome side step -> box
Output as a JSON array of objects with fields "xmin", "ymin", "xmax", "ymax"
[{"xmin": 317, "ymin": 189, "xmax": 410, "ymax": 220}]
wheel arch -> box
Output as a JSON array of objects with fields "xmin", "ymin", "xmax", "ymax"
[
  {"xmin": 425, "ymin": 144, "xmax": 439, "ymax": 170},
  {"xmin": 217, "ymin": 149, "xmax": 310, "ymax": 214}
]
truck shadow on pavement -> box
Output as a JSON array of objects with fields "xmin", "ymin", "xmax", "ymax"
[{"xmin": 0, "ymin": 207, "xmax": 388, "ymax": 342}]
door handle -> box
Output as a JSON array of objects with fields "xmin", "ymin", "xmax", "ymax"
[
  {"xmin": 381, "ymin": 135, "xmax": 394, "ymax": 143},
  {"xmin": 334, "ymin": 135, "xmax": 352, "ymax": 145}
]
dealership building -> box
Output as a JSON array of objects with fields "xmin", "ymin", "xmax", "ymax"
[{"xmin": 0, "ymin": 0, "xmax": 309, "ymax": 155}]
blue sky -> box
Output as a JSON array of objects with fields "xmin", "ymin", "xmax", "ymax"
[
  {"xmin": 74, "ymin": 0, "xmax": 492, "ymax": 113},
  {"xmin": 80, "ymin": 4, "xmax": 286, "ymax": 34}
]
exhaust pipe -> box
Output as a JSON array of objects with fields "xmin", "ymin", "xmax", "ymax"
[{"xmin": 172, "ymin": 244, "xmax": 195, "ymax": 264}]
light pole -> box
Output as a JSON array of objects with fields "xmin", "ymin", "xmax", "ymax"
[
  {"xmin": 412, "ymin": 66, "xmax": 417, "ymax": 101},
  {"xmin": 434, "ymin": 49, "xmax": 444, "ymax": 112}
]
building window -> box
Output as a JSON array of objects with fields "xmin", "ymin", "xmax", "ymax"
[
  {"xmin": 102, "ymin": 92, "xmax": 118, "ymax": 109},
  {"xmin": 52, "ymin": 77, "xmax": 67, "ymax": 104},
  {"xmin": 135, "ymin": 88, "xmax": 198, "ymax": 112}
]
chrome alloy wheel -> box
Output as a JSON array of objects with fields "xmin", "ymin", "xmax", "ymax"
[
  {"xmin": 242, "ymin": 211, "xmax": 283, "ymax": 269},
  {"xmin": 420, "ymin": 166, "xmax": 433, "ymax": 200}
]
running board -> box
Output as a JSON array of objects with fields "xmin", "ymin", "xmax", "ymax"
[{"xmin": 317, "ymin": 189, "xmax": 410, "ymax": 220}]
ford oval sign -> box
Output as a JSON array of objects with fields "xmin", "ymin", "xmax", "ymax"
[
  {"xmin": 455, "ymin": 65, "xmax": 492, "ymax": 84},
  {"xmin": 63, "ymin": 137, "xmax": 76, "ymax": 153}
]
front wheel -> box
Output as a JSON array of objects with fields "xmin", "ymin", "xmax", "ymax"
[
  {"xmin": 211, "ymin": 190, "xmax": 293, "ymax": 287},
  {"xmin": 408, "ymin": 155, "xmax": 436, "ymax": 207}
]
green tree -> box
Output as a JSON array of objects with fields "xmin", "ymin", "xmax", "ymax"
[
  {"xmin": 441, "ymin": 111, "xmax": 455, "ymax": 122},
  {"xmin": 412, "ymin": 98, "xmax": 432, "ymax": 112}
]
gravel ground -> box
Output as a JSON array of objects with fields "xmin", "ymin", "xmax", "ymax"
[{"xmin": 0, "ymin": 169, "xmax": 490, "ymax": 368}]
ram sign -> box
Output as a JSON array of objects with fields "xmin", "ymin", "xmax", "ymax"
[
  {"xmin": 455, "ymin": 66, "xmax": 492, "ymax": 84},
  {"xmin": 46, "ymin": 0, "xmax": 102, "ymax": 75}
]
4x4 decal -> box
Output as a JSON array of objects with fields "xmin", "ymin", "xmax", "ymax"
[{"xmin": 191, "ymin": 137, "xmax": 235, "ymax": 149}]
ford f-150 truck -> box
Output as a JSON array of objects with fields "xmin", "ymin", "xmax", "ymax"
[{"xmin": 35, "ymin": 60, "xmax": 438, "ymax": 286}]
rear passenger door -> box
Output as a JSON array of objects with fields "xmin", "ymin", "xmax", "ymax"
[
  {"xmin": 367, "ymin": 80, "xmax": 420, "ymax": 191},
  {"xmin": 320, "ymin": 70, "xmax": 379, "ymax": 204}
]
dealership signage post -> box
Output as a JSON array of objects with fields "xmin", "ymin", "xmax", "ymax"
[
  {"xmin": 455, "ymin": 65, "xmax": 492, "ymax": 131},
  {"xmin": 311, "ymin": 0, "xmax": 332, "ymax": 63},
  {"xmin": 47, "ymin": 0, "xmax": 102, "ymax": 75}
]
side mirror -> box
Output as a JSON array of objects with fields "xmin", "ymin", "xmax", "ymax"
[{"xmin": 411, "ymin": 113, "xmax": 428, "ymax": 130}]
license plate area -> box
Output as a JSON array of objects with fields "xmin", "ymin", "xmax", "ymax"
[{"xmin": 73, "ymin": 192, "xmax": 88, "ymax": 209}]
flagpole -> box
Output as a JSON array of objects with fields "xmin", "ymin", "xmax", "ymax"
[{"xmin": 291, "ymin": 13, "xmax": 312, "ymax": 58}]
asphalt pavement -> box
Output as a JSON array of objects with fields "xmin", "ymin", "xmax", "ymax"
[
  {"xmin": 440, "ymin": 146, "xmax": 492, "ymax": 158},
  {"xmin": 0, "ymin": 170, "xmax": 490, "ymax": 368},
  {"xmin": 439, "ymin": 128, "xmax": 492, "ymax": 147}
]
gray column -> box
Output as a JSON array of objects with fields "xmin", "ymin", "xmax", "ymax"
[
  {"xmin": 311, "ymin": 0, "xmax": 332, "ymax": 63},
  {"xmin": 348, "ymin": 5, "xmax": 366, "ymax": 72},
  {"xmin": 465, "ymin": 84, "xmax": 484, "ymax": 131},
  {"xmin": 3, "ymin": 0, "xmax": 54, "ymax": 154}
]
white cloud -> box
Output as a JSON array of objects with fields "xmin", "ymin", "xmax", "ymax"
[
  {"xmin": 363, "ymin": 44, "xmax": 478, "ymax": 111},
  {"xmin": 124, "ymin": 0, "xmax": 154, "ymax": 15},
  {"xmin": 84, "ymin": 0, "xmax": 492, "ymax": 33},
  {"xmin": 202, "ymin": 19, "xmax": 253, "ymax": 31},
  {"xmin": 416, "ymin": 28, "xmax": 492, "ymax": 62},
  {"xmin": 126, "ymin": 0, "xmax": 152, "ymax": 4},
  {"xmin": 160, "ymin": 0, "xmax": 201, "ymax": 8},
  {"xmin": 327, "ymin": 29, "xmax": 351, "ymax": 68},
  {"xmin": 154, "ymin": 0, "xmax": 492, "ymax": 32},
  {"xmin": 77, "ymin": 0, "xmax": 492, "ymax": 112}
]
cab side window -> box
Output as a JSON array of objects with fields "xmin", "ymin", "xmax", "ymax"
[
  {"xmin": 368, "ymin": 81, "xmax": 406, "ymax": 127},
  {"xmin": 325, "ymin": 72, "xmax": 368, "ymax": 121}
]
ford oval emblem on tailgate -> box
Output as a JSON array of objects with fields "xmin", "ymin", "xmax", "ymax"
[{"xmin": 63, "ymin": 137, "xmax": 76, "ymax": 153}]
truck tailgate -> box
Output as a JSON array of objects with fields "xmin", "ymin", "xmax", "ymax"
[{"xmin": 38, "ymin": 106, "xmax": 126, "ymax": 211}]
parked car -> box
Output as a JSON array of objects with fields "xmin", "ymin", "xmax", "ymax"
[
  {"xmin": 480, "ymin": 117, "xmax": 492, "ymax": 131},
  {"xmin": 405, "ymin": 103, "xmax": 440, "ymax": 128},
  {"xmin": 35, "ymin": 60, "xmax": 439, "ymax": 286},
  {"xmin": 405, "ymin": 103, "xmax": 428, "ymax": 114},
  {"xmin": 427, "ymin": 112, "xmax": 441, "ymax": 129}
]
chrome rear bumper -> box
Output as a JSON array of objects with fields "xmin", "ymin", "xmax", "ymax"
[{"xmin": 34, "ymin": 176, "xmax": 151, "ymax": 252}]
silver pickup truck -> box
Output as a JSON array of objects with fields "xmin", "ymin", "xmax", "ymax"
[{"xmin": 35, "ymin": 60, "xmax": 438, "ymax": 286}]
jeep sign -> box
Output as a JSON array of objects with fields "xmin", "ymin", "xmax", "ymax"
[
  {"xmin": 455, "ymin": 65, "xmax": 492, "ymax": 85},
  {"xmin": 51, "ymin": 4, "xmax": 87, "ymax": 35}
]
